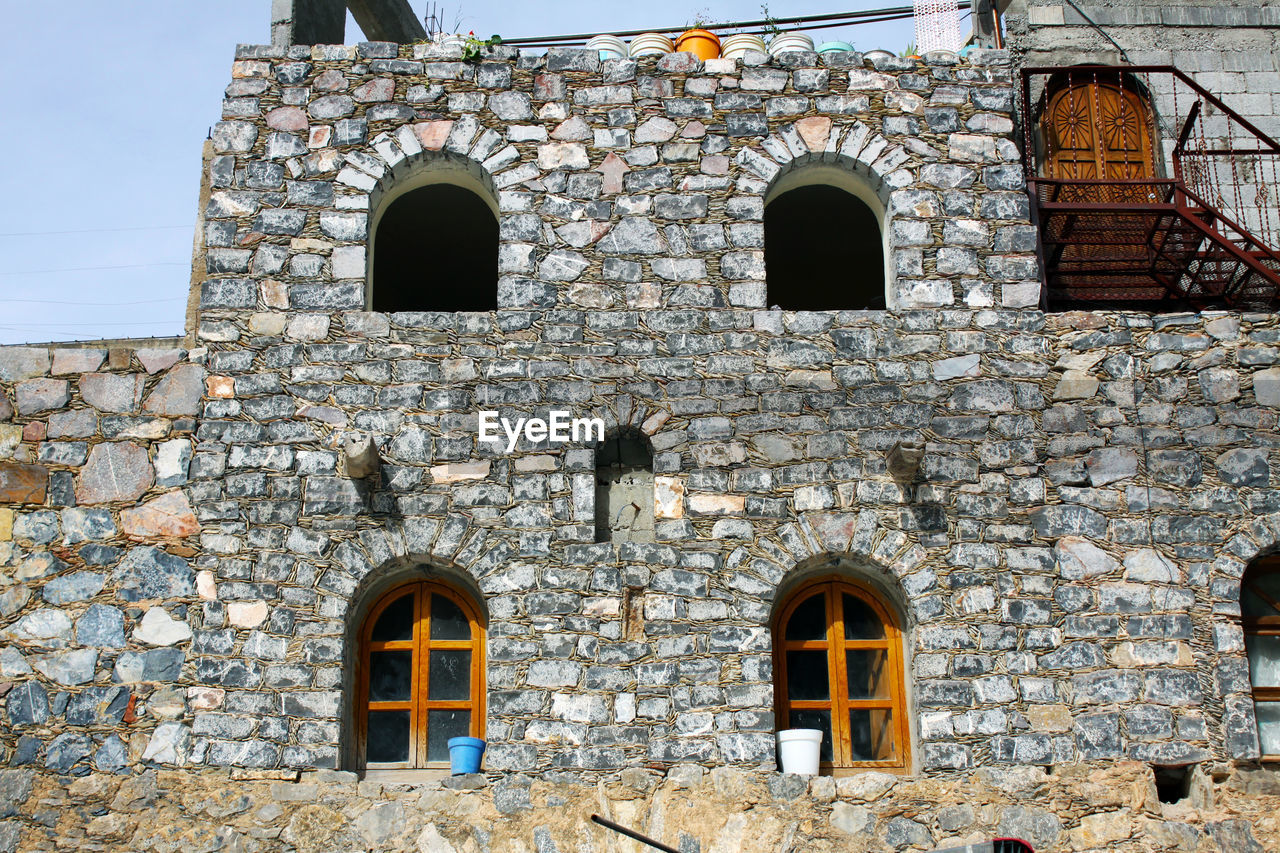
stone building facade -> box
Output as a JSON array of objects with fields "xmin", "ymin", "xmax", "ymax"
[{"xmin": 2, "ymin": 6, "xmax": 1280, "ymax": 851}]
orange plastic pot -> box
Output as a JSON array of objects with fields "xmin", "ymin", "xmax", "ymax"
[{"xmin": 674, "ymin": 28, "xmax": 721, "ymax": 60}]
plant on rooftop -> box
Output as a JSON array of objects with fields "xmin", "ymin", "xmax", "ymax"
[
  {"xmin": 677, "ymin": 9, "xmax": 722, "ymax": 61},
  {"xmin": 461, "ymin": 31, "xmax": 502, "ymax": 62}
]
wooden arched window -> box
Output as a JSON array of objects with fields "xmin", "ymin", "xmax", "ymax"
[
  {"xmin": 1243, "ymin": 555, "xmax": 1280, "ymax": 757},
  {"xmin": 774, "ymin": 577, "xmax": 910, "ymax": 771},
  {"xmin": 357, "ymin": 581, "xmax": 485, "ymax": 769},
  {"xmin": 1043, "ymin": 73, "xmax": 1157, "ymax": 183}
]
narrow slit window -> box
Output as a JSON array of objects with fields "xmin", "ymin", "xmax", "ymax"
[{"xmin": 595, "ymin": 432, "xmax": 654, "ymax": 544}]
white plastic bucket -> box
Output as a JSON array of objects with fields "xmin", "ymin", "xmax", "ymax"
[
  {"xmin": 776, "ymin": 728, "xmax": 823, "ymax": 775},
  {"xmin": 720, "ymin": 33, "xmax": 767, "ymax": 60},
  {"xmin": 629, "ymin": 33, "xmax": 675, "ymax": 58},
  {"xmin": 767, "ymin": 33, "xmax": 815, "ymax": 57},
  {"xmin": 586, "ymin": 35, "xmax": 628, "ymax": 61}
]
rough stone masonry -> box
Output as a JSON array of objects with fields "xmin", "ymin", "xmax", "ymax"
[{"xmin": 1, "ymin": 34, "xmax": 1280, "ymax": 852}]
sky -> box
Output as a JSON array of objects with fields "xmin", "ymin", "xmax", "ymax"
[{"xmin": 0, "ymin": 2, "xmax": 924, "ymax": 346}]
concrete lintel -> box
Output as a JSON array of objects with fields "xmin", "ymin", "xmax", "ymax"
[
  {"xmin": 273, "ymin": 0, "xmax": 345, "ymax": 46},
  {"xmin": 346, "ymin": 0, "xmax": 427, "ymax": 43}
]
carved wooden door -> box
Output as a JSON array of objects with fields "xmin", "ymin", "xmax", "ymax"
[{"xmin": 1045, "ymin": 78, "xmax": 1156, "ymax": 184}]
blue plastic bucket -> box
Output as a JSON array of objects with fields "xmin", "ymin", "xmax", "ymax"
[
  {"xmin": 447, "ymin": 736, "xmax": 486, "ymax": 774},
  {"xmin": 816, "ymin": 41, "xmax": 854, "ymax": 54}
]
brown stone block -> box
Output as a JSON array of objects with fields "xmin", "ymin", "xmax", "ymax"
[{"xmin": 0, "ymin": 462, "xmax": 49, "ymax": 503}]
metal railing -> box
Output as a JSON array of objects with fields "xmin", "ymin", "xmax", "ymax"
[{"xmin": 1020, "ymin": 65, "xmax": 1280, "ymax": 308}]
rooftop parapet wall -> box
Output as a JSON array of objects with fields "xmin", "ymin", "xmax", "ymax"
[{"xmin": 197, "ymin": 42, "xmax": 1036, "ymax": 331}]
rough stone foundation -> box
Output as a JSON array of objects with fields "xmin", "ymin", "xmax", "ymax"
[{"xmin": 3, "ymin": 763, "xmax": 1280, "ymax": 852}]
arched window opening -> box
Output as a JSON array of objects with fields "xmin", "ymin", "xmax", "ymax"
[
  {"xmin": 371, "ymin": 183, "xmax": 498, "ymax": 312},
  {"xmin": 774, "ymin": 577, "xmax": 910, "ymax": 771},
  {"xmin": 595, "ymin": 431, "xmax": 654, "ymax": 544},
  {"xmin": 357, "ymin": 580, "xmax": 485, "ymax": 769},
  {"xmin": 765, "ymin": 184, "xmax": 884, "ymax": 310},
  {"xmin": 1243, "ymin": 555, "xmax": 1280, "ymax": 757}
]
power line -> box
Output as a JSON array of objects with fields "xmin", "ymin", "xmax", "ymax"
[
  {"xmin": 0, "ymin": 296, "xmax": 186, "ymax": 306},
  {"xmin": 0, "ymin": 262, "xmax": 187, "ymax": 277},
  {"xmin": 0, "ymin": 321, "xmax": 181, "ymax": 328},
  {"xmin": 0, "ymin": 225, "xmax": 189, "ymax": 238},
  {"xmin": 503, "ymin": 4, "xmax": 971, "ymax": 45}
]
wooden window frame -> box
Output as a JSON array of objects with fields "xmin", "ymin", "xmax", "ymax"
[
  {"xmin": 773, "ymin": 575, "xmax": 911, "ymax": 773},
  {"xmin": 1243, "ymin": 555, "xmax": 1280, "ymax": 760},
  {"xmin": 356, "ymin": 580, "xmax": 485, "ymax": 770}
]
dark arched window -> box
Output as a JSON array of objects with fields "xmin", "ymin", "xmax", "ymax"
[
  {"xmin": 765, "ymin": 183, "xmax": 884, "ymax": 310},
  {"xmin": 371, "ymin": 183, "xmax": 498, "ymax": 312},
  {"xmin": 357, "ymin": 580, "xmax": 485, "ymax": 769},
  {"xmin": 595, "ymin": 431, "xmax": 654, "ymax": 544},
  {"xmin": 774, "ymin": 577, "xmax": 909, "ymax": 771},
  {"xmin": 1243, "ymin": 555, "xmax": 1280, "ymax": 756}
]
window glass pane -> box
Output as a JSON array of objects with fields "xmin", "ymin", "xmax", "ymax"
[
  {"xmin": 372, "ymin": 592, "xmax": 414, "ymax": 642},
  {"xmin": 850, "ymin": 709, "xmax": 895, "ymax": 762},
  {"xmin": 785, "ymin": 592, "xmax": 827, "ymax": 641},
  {"xmin": 427, "ymin": 710, "xmax": 472, "ymax": 762},
  {"xmin": 430, "ymin": 593, "xmax": 471, "ymax": 640},
  {"xmin": 1257, "ymin": 702, "xmax": 1280, "ymax": 755},
  {"xmin": 1247, "ymin": 635, "xmax": 1280, "ymax": 688},
  {"xmin": 369, "ymin": 650, "xmax": 413, "ymax": 701},
  {"xmin": 428, "ymin": 650, "xmax": 471, "ymax": 700},
  {"xmin": 845, "ymin": 649, "xmax": 889, "ymax": 700},
  {"xmin": 843, "ymin": 593, "xmax": 885, "ymax": 640},
  {"xmin": 786, "ymin": 650, "xmax": 830, "ymax": 701},
  {"xmin": 788, "ymin": 709, "xmax": 833, "ymax": 764},
  {"xmin": 1243, "ymin": 573, "xmax": 1280, "ymax": 622},
  {"xmin": 366, "ymin": 710, "xmax": 411, "ymax": 763}
]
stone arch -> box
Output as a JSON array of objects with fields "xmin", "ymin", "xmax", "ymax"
[{"xmin": 735, "ymin": 119, "xmax": 912, "ymax": 310}]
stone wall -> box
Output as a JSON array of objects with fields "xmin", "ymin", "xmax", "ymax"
[
  {"xmin": 5, "ymin": 309, "xmax": 1280, "ymax": 779},
  {"xmin": 2, "ymin": 36, "xmax": 1280, "ymax": 851},
  {"xmin": 1, "ymin": 762, "xmax": 1278, "ymax": 851}
]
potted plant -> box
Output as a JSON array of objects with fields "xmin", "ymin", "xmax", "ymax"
[
  {"xmin": 628, "ymin": 32, "xmax": 675, "ymax": 57},
  {"xmin": 816, "ymin": 40, "xmax": 855, "ymax": 54},
  {"xmin": 776, "ymin": 728, "xmax": 823, "ymax": 775},
  {"xmin": 900, "ymin": 42, "xmax": 921, "ymax": 60},
  {"xmin": 720, "ymin": 32, "xmax": 767, "ymax": 60},
  {"xmin": 448, "ymin": 736, "xmax": 486, "ymax": 775},
  {"xmin": 586, "ymin": 34, "xmax": 629, "ymax": 60},
  {"xmin": 675, "ymin": 10, "xmax": 721, "ymax": 60},
  {"xmin": 767, "ymin": 30, "xmax": 815, "ymax": 57},
  {"xmin": 461, "ymin": 32, "xmax": 502, "ymax": 63}
]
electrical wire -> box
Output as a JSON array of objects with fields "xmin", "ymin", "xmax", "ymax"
[
  {"xmin": 503, "ymin": 3, "xmax": 971, "ymax": 46},
  {"xmin": 0, "ymin": 262, "xmax": 186, "ymax": 277},
  {"xmin": 0, "ymin": 225, "xmax": 189, "ymax": 238},
  {"xmin": 0, "ymin": 296, "xmax": 185, "ymax": 306}
]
